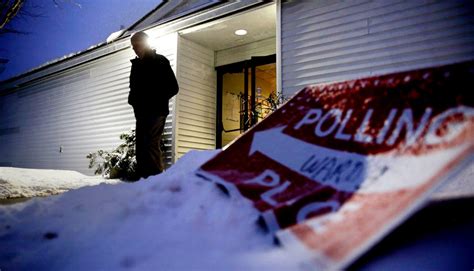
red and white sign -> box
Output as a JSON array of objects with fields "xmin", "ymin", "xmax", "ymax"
[{"xmin": 197, "ymin": 61, "xmax": 474, "ymax": 269}]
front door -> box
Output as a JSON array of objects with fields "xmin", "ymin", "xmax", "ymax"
[{"xmin": 216, "ymin": 54, "xmax": 276, "ymax": 148}]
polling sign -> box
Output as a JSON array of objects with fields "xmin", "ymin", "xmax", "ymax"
[{"xmin": 196, "ymin": 61, "xmax": 474, "ymax": 269}]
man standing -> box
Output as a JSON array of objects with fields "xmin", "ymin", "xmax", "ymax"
[{"xmin": 128, "ymin": 31, "xmax": 179, "ymax": 179}]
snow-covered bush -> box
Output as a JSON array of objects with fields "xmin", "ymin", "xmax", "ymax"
[{"xmin": 87, "ymin": 129, "xmax": 138, "ymax": 180}]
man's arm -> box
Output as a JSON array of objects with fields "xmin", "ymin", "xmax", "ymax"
[
  {"xmin": 157, "ymin": 55, "xmax": 179, "ymax": 100},
  {"xmin": 164, "ymin": 59, "xmax": 179, "ymax": 99}
]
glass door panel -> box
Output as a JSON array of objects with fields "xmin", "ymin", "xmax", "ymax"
[
  {"xmin": 254, "ymin": 63, "xmax": 277, "ymax": 123},
  {"xmin": 217, "ymin": 55, "xmax": 276, "ymax": 148},
  {"xmin": 221, "ymin": 69, "xmax": 247, "ymax": 147}
]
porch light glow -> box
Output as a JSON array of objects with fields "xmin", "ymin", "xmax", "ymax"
[{"xmin": 234, "ymin": 29, "xmax": 247, "ymax": 36}]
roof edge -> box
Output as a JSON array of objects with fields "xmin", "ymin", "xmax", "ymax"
[
  {"xmin": 0, "ymin": 1, "xmax": 169, "ymax": 86},
  {"xmin": 0, "ymin": 38, "xmax": 130, "ymax": 90},
  {"xmin": 0, "ymin": 0, "xmax": 273, "ymax": 90}
]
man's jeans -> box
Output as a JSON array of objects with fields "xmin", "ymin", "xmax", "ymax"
[{"xmin": 135, "ymin": 114, "xmax": 167, "ymax": 178}]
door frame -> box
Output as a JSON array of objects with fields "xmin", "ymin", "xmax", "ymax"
[{"xmin": 215, "ymin": 54, "xmax": 276, "ymax": 148}]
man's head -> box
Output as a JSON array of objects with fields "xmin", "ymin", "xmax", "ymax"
[{"xmin": 131, "ymin": 31, "xmax": 151, "ymax": 59}]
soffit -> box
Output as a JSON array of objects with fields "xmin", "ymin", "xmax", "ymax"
[{"xmin": 180, "ymin": 4, "xmax": 276, "ymax": 51}]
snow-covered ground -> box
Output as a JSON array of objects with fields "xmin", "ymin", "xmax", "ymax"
[
  {"xmin": 0, "ymin": 167, "xmax": 120, "ymax": 199},
  {"xmin": 0, "ymin": 150, "xmax": 472, "ymax": 270},
  {"xmin": 0, "ymin": 150, "xmax": 306, "ymax": 271}
]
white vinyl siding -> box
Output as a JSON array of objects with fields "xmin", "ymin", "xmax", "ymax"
[
  {"xmin": 149, "ymin": 33, "xmax": 179, "ymax": 166},
  {"xmin": 215, "ymin": 37, "xmax": 276, "ymax": 67},
  {"xmin": 0, "ymin": 51, "xmax": 134, "ymax": 174},
  {"xmin": 281, "ymin": 0, "xmax": 474, "ymax": 96},
  {"xmin": 0, "ymin": 34, "xmax": 178, "ymax": 174},
  {"xmin": 175, "ymin": 36, "xmax": 217, "ymax": 159}
]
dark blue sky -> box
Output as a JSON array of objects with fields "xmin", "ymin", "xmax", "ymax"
[{"xmin": 0, "ymin": 0, "xmax": 161, "ymax": 81}]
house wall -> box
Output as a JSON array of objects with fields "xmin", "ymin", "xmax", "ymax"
[
  {"xmin": 149, "ymin": 33, "xmax": 179, "ymax": 167},
  {"xmin": 0, "ymin": 1, "xmax": 275, "ymax": 173},
  {"xmin": 215, "ymin": 37, "xmax": 276, "ymax": 67},
  {"xmin": 0, "ymin": 33, "xmax": 178, "ymax": 175},
  {"xmin": 175, "ymin": 36, "xmax": 217, "ymax": 159},
  {"xmin": 280, "ymin": 0, "xmax": 474, "ymax": 96}
]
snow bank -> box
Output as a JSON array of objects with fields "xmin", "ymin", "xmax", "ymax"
[
  {"xmin": 0, "ymin": 150, "xmax": 303, "ymax": 271},
  {"xmin": 0, "ymin": 167, "xmax": 120, "ymax": 199},
  {"xmin": 432, "ymin": 161, "xmax": 474, "ymax": 200}
]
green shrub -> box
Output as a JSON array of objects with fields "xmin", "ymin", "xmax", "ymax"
[{"xmin": 87, "ymin": 129, "xmax": 138, "ymax": 180}]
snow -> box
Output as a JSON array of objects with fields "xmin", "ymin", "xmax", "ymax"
[
  {"xmin": 0, "ymin": 167, "xmax": 120, "ymax": 199},
  {"xmin": 107, "ymin": 29, "xmax": 126, "ymax": 43},
  {"xmin": 1, "ymin": 150, "xmax": 472, "ymax": 270},
  {"xmin": 431, "ymin": 159, "xmax": 474, "ymax": 200},
  {"xmin": 0, "ymin": 150, "xmax": 304, "ymax": 271}
]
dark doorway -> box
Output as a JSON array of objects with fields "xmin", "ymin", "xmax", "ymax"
[{"xmin": 216, "ymin": 54, "xmax": 276, "ymax": 148}]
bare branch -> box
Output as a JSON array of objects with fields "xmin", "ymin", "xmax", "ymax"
[
  {"xmin": 53, "ymin": 0, "xmax": 82, "ymax": 9},
  {"xmin": 0, "ymin": 58, "xmax": 8, "ymax": 74},
  {"xmin": 0, "ymin": 26, "xmax": 29, "ymax": 35},
  {"xmin": 66, "ymin": 0, "xmax": 82, "ymax": 9},
  {"xmin": 0, "ymin": 0, "xmax": 25, "ymax": 29},
  {"xmin": 0, "ymin": 0, "xmax": 80, "ymax": 35},
  {"xmin": 18, "ymin": 5, "xmax": 44, "ymax": 18}
]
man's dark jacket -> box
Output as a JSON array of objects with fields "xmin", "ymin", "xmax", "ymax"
[{"xmin": 128, "ymin": 50, "xmax": 179, "ymax": 116}]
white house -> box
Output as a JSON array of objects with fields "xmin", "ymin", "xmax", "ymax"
[{"xmin": 1, "ymin": 0, "xmax": 473, "ymax": 174}]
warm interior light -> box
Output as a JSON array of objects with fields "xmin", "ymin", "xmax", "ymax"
[{"xmin": 234, "ymin": 29, "xmax": 247, "ymax": 36}]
